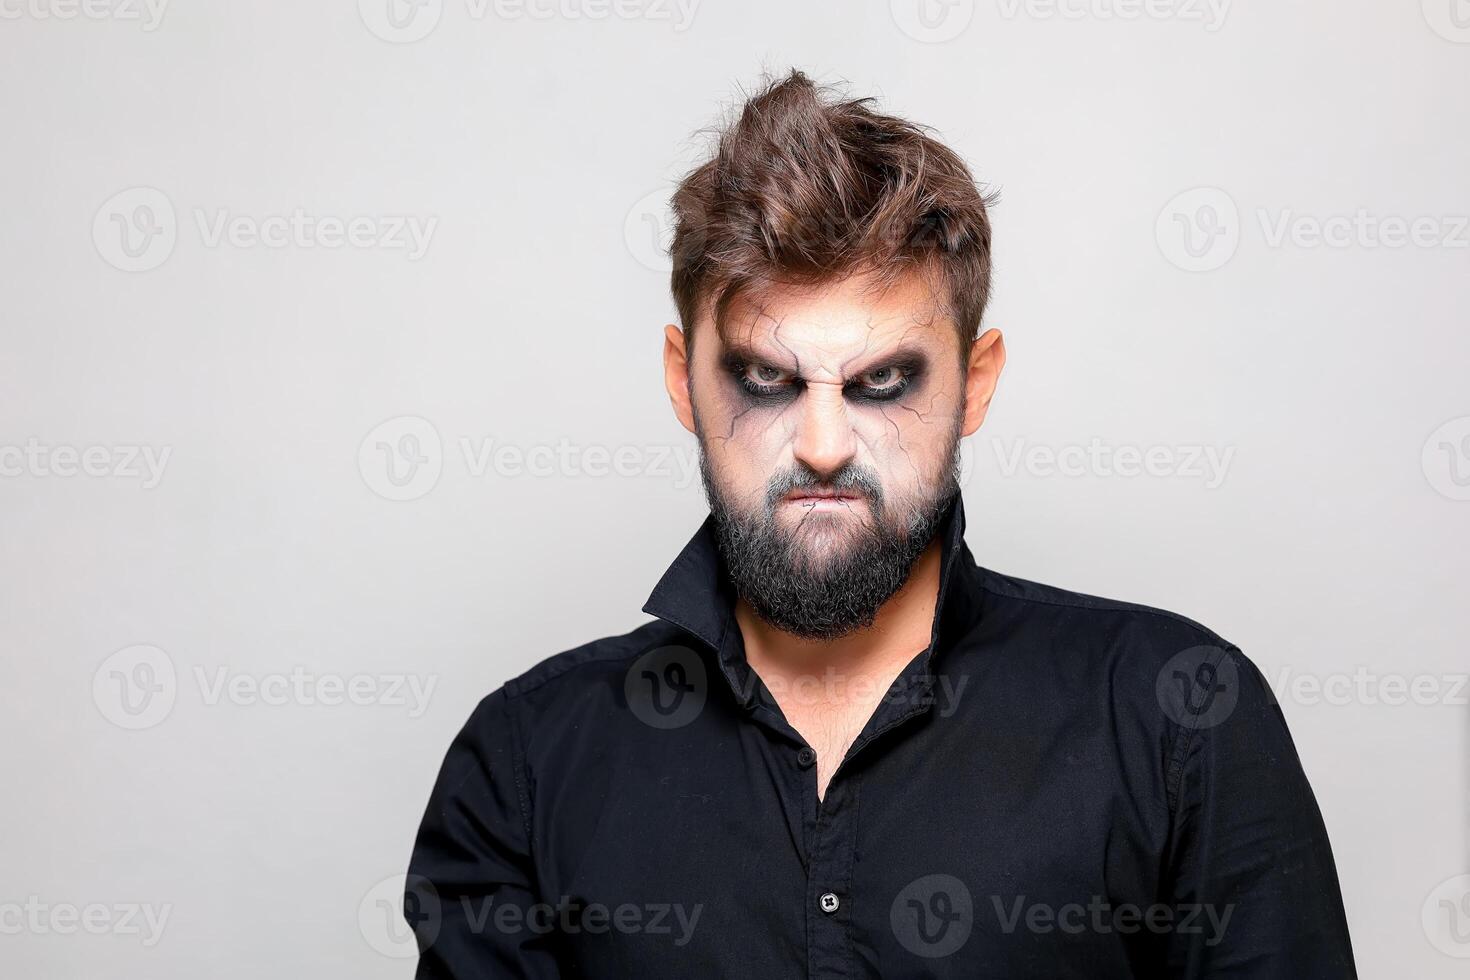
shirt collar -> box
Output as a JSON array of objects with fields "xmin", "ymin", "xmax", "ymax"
[{"xmin": 642, "ymin": 492, "xmax": 978, "ymax": 709}]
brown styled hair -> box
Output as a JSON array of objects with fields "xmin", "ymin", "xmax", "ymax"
[{"xmin": 669, "ymin": 69, "xmax": 995, "ymax": 352}]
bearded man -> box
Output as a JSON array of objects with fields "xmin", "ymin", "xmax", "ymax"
[{"xmin": 404, "ymin": 70, "xmax": 1357, "ymax": 979}]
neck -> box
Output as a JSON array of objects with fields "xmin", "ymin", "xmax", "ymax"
[{"xmin": 735, "ymin": 535, "xmax": 945, "ymax": 678}]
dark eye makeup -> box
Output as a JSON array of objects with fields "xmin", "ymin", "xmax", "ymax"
[
  {"xmin": 844, "ymin": 362, "xmax": 920, "ymax": 402},
  {"xmin": 720, "ymin": 353, "xmax": 925, "ymax": 404},
  {"xmin": 722, "ymin": 357, "xmax": 799, "ymax": 401}
]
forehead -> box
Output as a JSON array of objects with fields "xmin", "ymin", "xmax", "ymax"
[{"xmin": 711, "ymin": 271, "xmax": 960, "ymax": 376}]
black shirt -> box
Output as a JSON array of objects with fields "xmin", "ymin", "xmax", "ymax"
[{"xmin": 405, "ymin": 494, "xmax": 1357, "ymax": 978}]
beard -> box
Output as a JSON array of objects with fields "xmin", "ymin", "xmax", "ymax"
[{"xmin": 695, "ymin": 429, "xmax": 963, "ymax": 641}]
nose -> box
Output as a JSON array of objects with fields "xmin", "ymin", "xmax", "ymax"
[{"xmin": 791, "ymin": 382, "xmax": 857, "ymax": 481}]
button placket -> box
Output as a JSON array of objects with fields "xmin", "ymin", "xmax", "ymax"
[{"xmin": 805, "ymin": 777, "xmax": 860, "ymax": 977}]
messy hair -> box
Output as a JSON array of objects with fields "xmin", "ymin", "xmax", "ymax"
[{"xmin": 669, "ymin": 69, "xmax": 995, "ymax": 351}]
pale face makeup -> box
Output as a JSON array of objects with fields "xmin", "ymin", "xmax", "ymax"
[{"xmin": 688, "ymin": 269, "xmax": 967, "ymax": 577}]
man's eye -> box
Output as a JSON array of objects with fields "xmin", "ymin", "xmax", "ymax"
[
  {"xmin": 851, "ymin": 366, "xmax": 910, "ymax": 400},
  {"xmin": 862, "ymin": 367, "xmax": 897, "ymax": 386},
  {"xmin": 740, "ymin": 364, "xmax": 794, "ymax": 393}
]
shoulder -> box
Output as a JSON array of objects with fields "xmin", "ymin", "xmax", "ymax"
[
  {"xmin": 458, "ymin": 617, "xmax": 698, "ymax": 737},
  {"xmin": 962, "ymin": 565, "xmax": 1287, "ymax": 802},
  {"xmin": 501, "ymin": 617, "xmax": 695, "ymax": 699},
  {"xmin": 969, "ymin": 563, "xmax": 1244, "ymax": 669},
  {"xmin": 960, "ymin": 563, "xmax": 1279, "ymax": 730},
  {"xmin": 976, "ymin": 565, "xmax": 1231, "ymax": 641}
]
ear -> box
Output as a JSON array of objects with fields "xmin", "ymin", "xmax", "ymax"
[
  {"xmin": 663, "ymin": 323, "xmax": 697, "ymax": 434},
  {"xmin": 961, "ymin": 328, "xmax": 1006, "ymax": 437}
]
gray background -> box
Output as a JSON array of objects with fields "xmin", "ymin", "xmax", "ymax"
[{"xmin": 3, "ymin": 0, "xmax": 1468, "ymax": 976}]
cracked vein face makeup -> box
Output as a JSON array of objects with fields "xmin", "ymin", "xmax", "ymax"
[{"xmin": 689, "ymin": 270, "xmax": 967, "ymax": 639}]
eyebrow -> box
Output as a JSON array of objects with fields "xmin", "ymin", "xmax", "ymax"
[{"xmin": 720, "ymin": 340, "xmax": 933, "ymax": 380}]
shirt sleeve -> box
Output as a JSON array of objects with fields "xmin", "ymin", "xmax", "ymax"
[
  {"xmin": 405, "ymin": 687, "xmax": 563, "ymax": 978},
  {"xmin": 1162, "ymin": 645, "xmax": 1357, "ymax": 978}
]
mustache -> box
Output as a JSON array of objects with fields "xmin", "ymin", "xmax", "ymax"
[{"xmin": 764, "ymin": 465, "xmax": 886, "ymax": 512}]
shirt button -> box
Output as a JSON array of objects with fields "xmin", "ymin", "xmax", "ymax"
[
  {"xmin": 819, "ymin": 892, "xmax": 840, "ymax": 914},
  {"xmin": 796, "ymin": 746, "xmax": 817, "ymax": 768}
]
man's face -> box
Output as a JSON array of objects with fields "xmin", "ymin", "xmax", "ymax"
[{"xmin": 680, "ymin": 270, "xmax": 970, "ymax": 638}]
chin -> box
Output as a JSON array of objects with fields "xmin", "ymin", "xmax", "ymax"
[
  {"xmin": 781, "ymin": 507, "xmax": 867, "ymax": 540},
  {"xmin": 785, "ymin": 523, "xmax": 868, "ymax": 567}
]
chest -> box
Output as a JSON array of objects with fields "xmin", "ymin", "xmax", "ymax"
[
  {"xmin": 752, "ymin": 656, "xmax": 919, "ymax": 800},
  {"xmin": 536, "ymin": 709, "xmax": 1168, "ymax": 979},
  {"xmin": 778, "ymin": 697, "xmax": 877, "ymax": 799}
]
